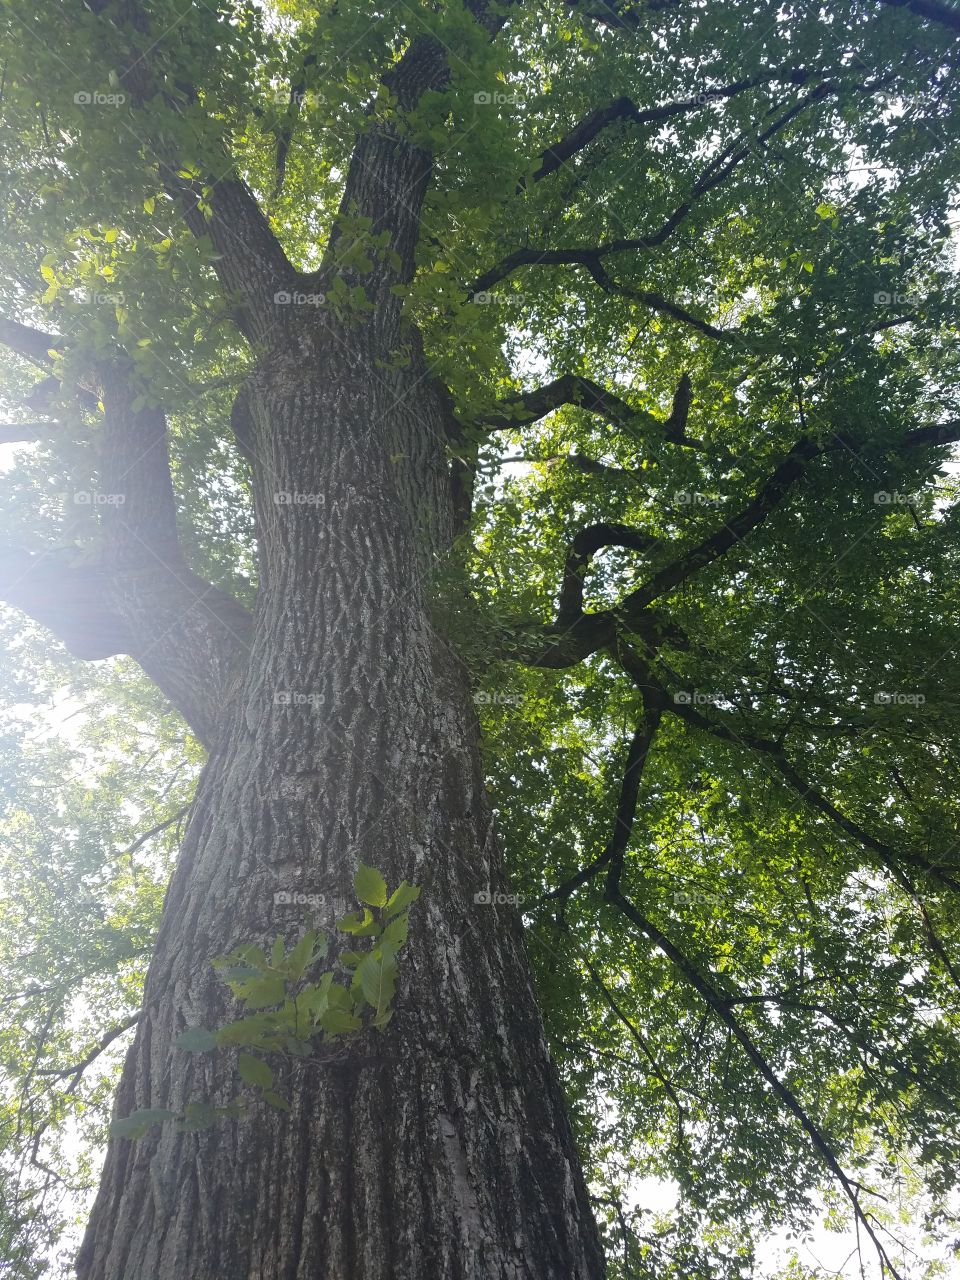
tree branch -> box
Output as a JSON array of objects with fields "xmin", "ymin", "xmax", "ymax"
[
  {"xmin": 0, "ymin": 369, "xmax": 254, "ymax": 748},
  {"xmin": 0, "ymin": 422, "xmax": 63, "ymax": 446},
  {"xmin": 877, "ymin": 0, "xmax": 960, "ymax": 34},
  {"xmin": 536, "ymin": 705, "xmax": 663, "ymax": 906},
  {"xmin": 86, "ymin": 2, "xmax": 296, "ymax": 344},
  {"xmin": 528, "ymin": 71, "xmax": 815, "ymax": 184},
  {"xmin": 0, "ymin": 314, "xmax": 60, "ymax": 367},
  {"xmin": 624, "ymin": 647, "xmax": 960, "ymax": 894},
  {"xmin": 473, "ymin": 81, "xmax": 837, "ymax": 299},
  {"xmin": 473, "ymin": 374, "xmax": 643, "ymax": 432},
  {"xmin": 605, "ymin": 886, "xmax": 905, "ymax": 1280},
  {"xmin": 35, "ymin": 1013, "xmax": 141, "ymax": 1090},
  {"xmin": 510, "ymin": 415, "xmax": 960, "ymax": 669},
  {"xmin": 471, "ymin": 371, "xmax": 704, "ymax": 460},
  {"xmin": 558, "ymin": 523, "xmax": 658, "ymax": 624}
]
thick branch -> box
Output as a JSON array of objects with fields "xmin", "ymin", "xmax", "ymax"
[
  {"xmin": 474, "ymin": 374, "xmax": 646, "ymax": 433},
  {"xmin": 0, "ymin": 315, "xmax": 60, "ymax": 366},
  {"xmin": 558, "ymin": 523, "xmax": 658, "ymax": 624},
  {"xmin": 0, "ymin": 422, "xmax": 62, "ymax": 446},
  {"xmin": 0, "ymin": 548, "xmax": 135, "ymax": 660},
  {"xmin": 0, "ymin": 546, "xmax": 251, "ymax": 749},
  {"xmin": 87, "ymin": 2, "xmax": 296, "ymax": 343},
  {"xmin": 0, "ymin": 371, "xmax": 253, "ymax": 747},
  {"xmin": 512, "ymin": 416, "xmax": 960, "ymax": 668},
  {"xmin": 163, "ymin": 171, "xmax": 297, "ymax": 344}
]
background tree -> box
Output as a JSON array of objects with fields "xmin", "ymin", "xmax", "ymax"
[{"xmin": 0, "ymin": 0, "xmax": 959, "ymax": 1277}]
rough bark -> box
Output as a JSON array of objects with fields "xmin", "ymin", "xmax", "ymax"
[{"xmin": 75, "ymin": 301, "xmax": 605, "ymax": 1278}]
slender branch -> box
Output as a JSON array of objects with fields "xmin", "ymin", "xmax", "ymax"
[
  {"xmin": 622, "ymin": 436, "xmax": 822, "ymax": 611},
  {"xmin": 563, "ymin": 0, "xmax": 682, "ymax": 31},
  {"xmin": 473, "ymin": 81, "xmax": 836, "ymax": 298},
  {"xmin": 625, "ymin": 648, "xmax": 960, "ymax": 893},
  {"xmin": 606, "ymin": 886, "xmax": 905, "ymax": 1280},
  {"xmin": 590, "ymin": 266, "xmax": 738, "ymax": 340},
  {"xmin": 536, "ymin": 705, "xmax": 663, "ymax": 906},
  {"xmin": 116, "ymin": 804, "xmax": 192, "ymax": 861},
  {"xmin": 528, "ymin": 71, "xmax": 815, "ymax": 184},
  {"xmin": 35, "ymin": 1013, "xmax": 141, "ymax": 1090},
  {"xmin": 569, "ymin": 927, "xmax": 688, "ymax": 1113}
]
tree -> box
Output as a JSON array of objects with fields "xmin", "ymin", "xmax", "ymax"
[{"xmin": 0, "ymin": 0, "xmax": 958, "ymax": 1276}]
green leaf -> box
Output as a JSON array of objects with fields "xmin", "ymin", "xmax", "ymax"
[
  {"xmin": 175, "ymin": 1026, "xmax": 217, "ymax": 1054},
  {"xmin": 384, "ymin": 882, "xmax": 420, "ymax": 918},
  {"xmin": 354, "ymin": 863, "xmax": 388, "ymax": 908},
  {"xmin": 238, "ymin": 1052, "xmax": 274, "ymax": 1089},
  {"xmin": 177, "ymin": 1102, "xmax": 217, "ymax": 1131},
  {"xmin": 319, "ymin": 1007, "xmax": 362, "ymax": 1036},
  {"xmin": 238, "ymin": 975, "xmax": 285, "ymax": 1009},
  {"xmin": 337, "ymin": 909, "xmax": 381, "ymax": 937},
  {"xmin": 381, "ymin": 914, "xmax": 408, "ymax": 949},
  {"xmin": 111, "ymin": 1108, "xmax": 175, "ymax": 1139},
  {"xmin": 215, "ymin": 1015, "xmax": 276, "ymax": 1048},
  {"xmin": 262, "ymin": 1090, "xmax": 292, "ymax": 1112},
  {"xmin": 288, "ymin": 929, "xmax": 325, "ymax": 981},
  {"xmin": 356, "ymin": 947, "xmax": 397, "ymax": 1016}
]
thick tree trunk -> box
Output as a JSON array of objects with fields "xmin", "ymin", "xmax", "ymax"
[{"xmin": 76, "ymin": 315, "xmax": 605, "ymax": 1279}]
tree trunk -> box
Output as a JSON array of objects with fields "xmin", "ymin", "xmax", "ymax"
[{"xmin": 76, "ymin": 314, "xmax": 606, "ymax": 1279}]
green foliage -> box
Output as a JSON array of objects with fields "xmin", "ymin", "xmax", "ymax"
[
  {"xmin": 112, "ymin": 868, "xmax": 419, "ymax": 1139},
  {"xmin": 0, "ymin": 0, "xmax": 959, "ymax": 1275}
]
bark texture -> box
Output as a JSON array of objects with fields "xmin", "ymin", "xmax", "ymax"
[{"xmin": 75, "ymin": 301, "xmax": 605, "ymax": 1278}]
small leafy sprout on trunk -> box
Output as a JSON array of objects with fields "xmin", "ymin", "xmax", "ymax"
[{"xmin": 112, "ymin": 866, "xmax": 420, "ymax": 1138}]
